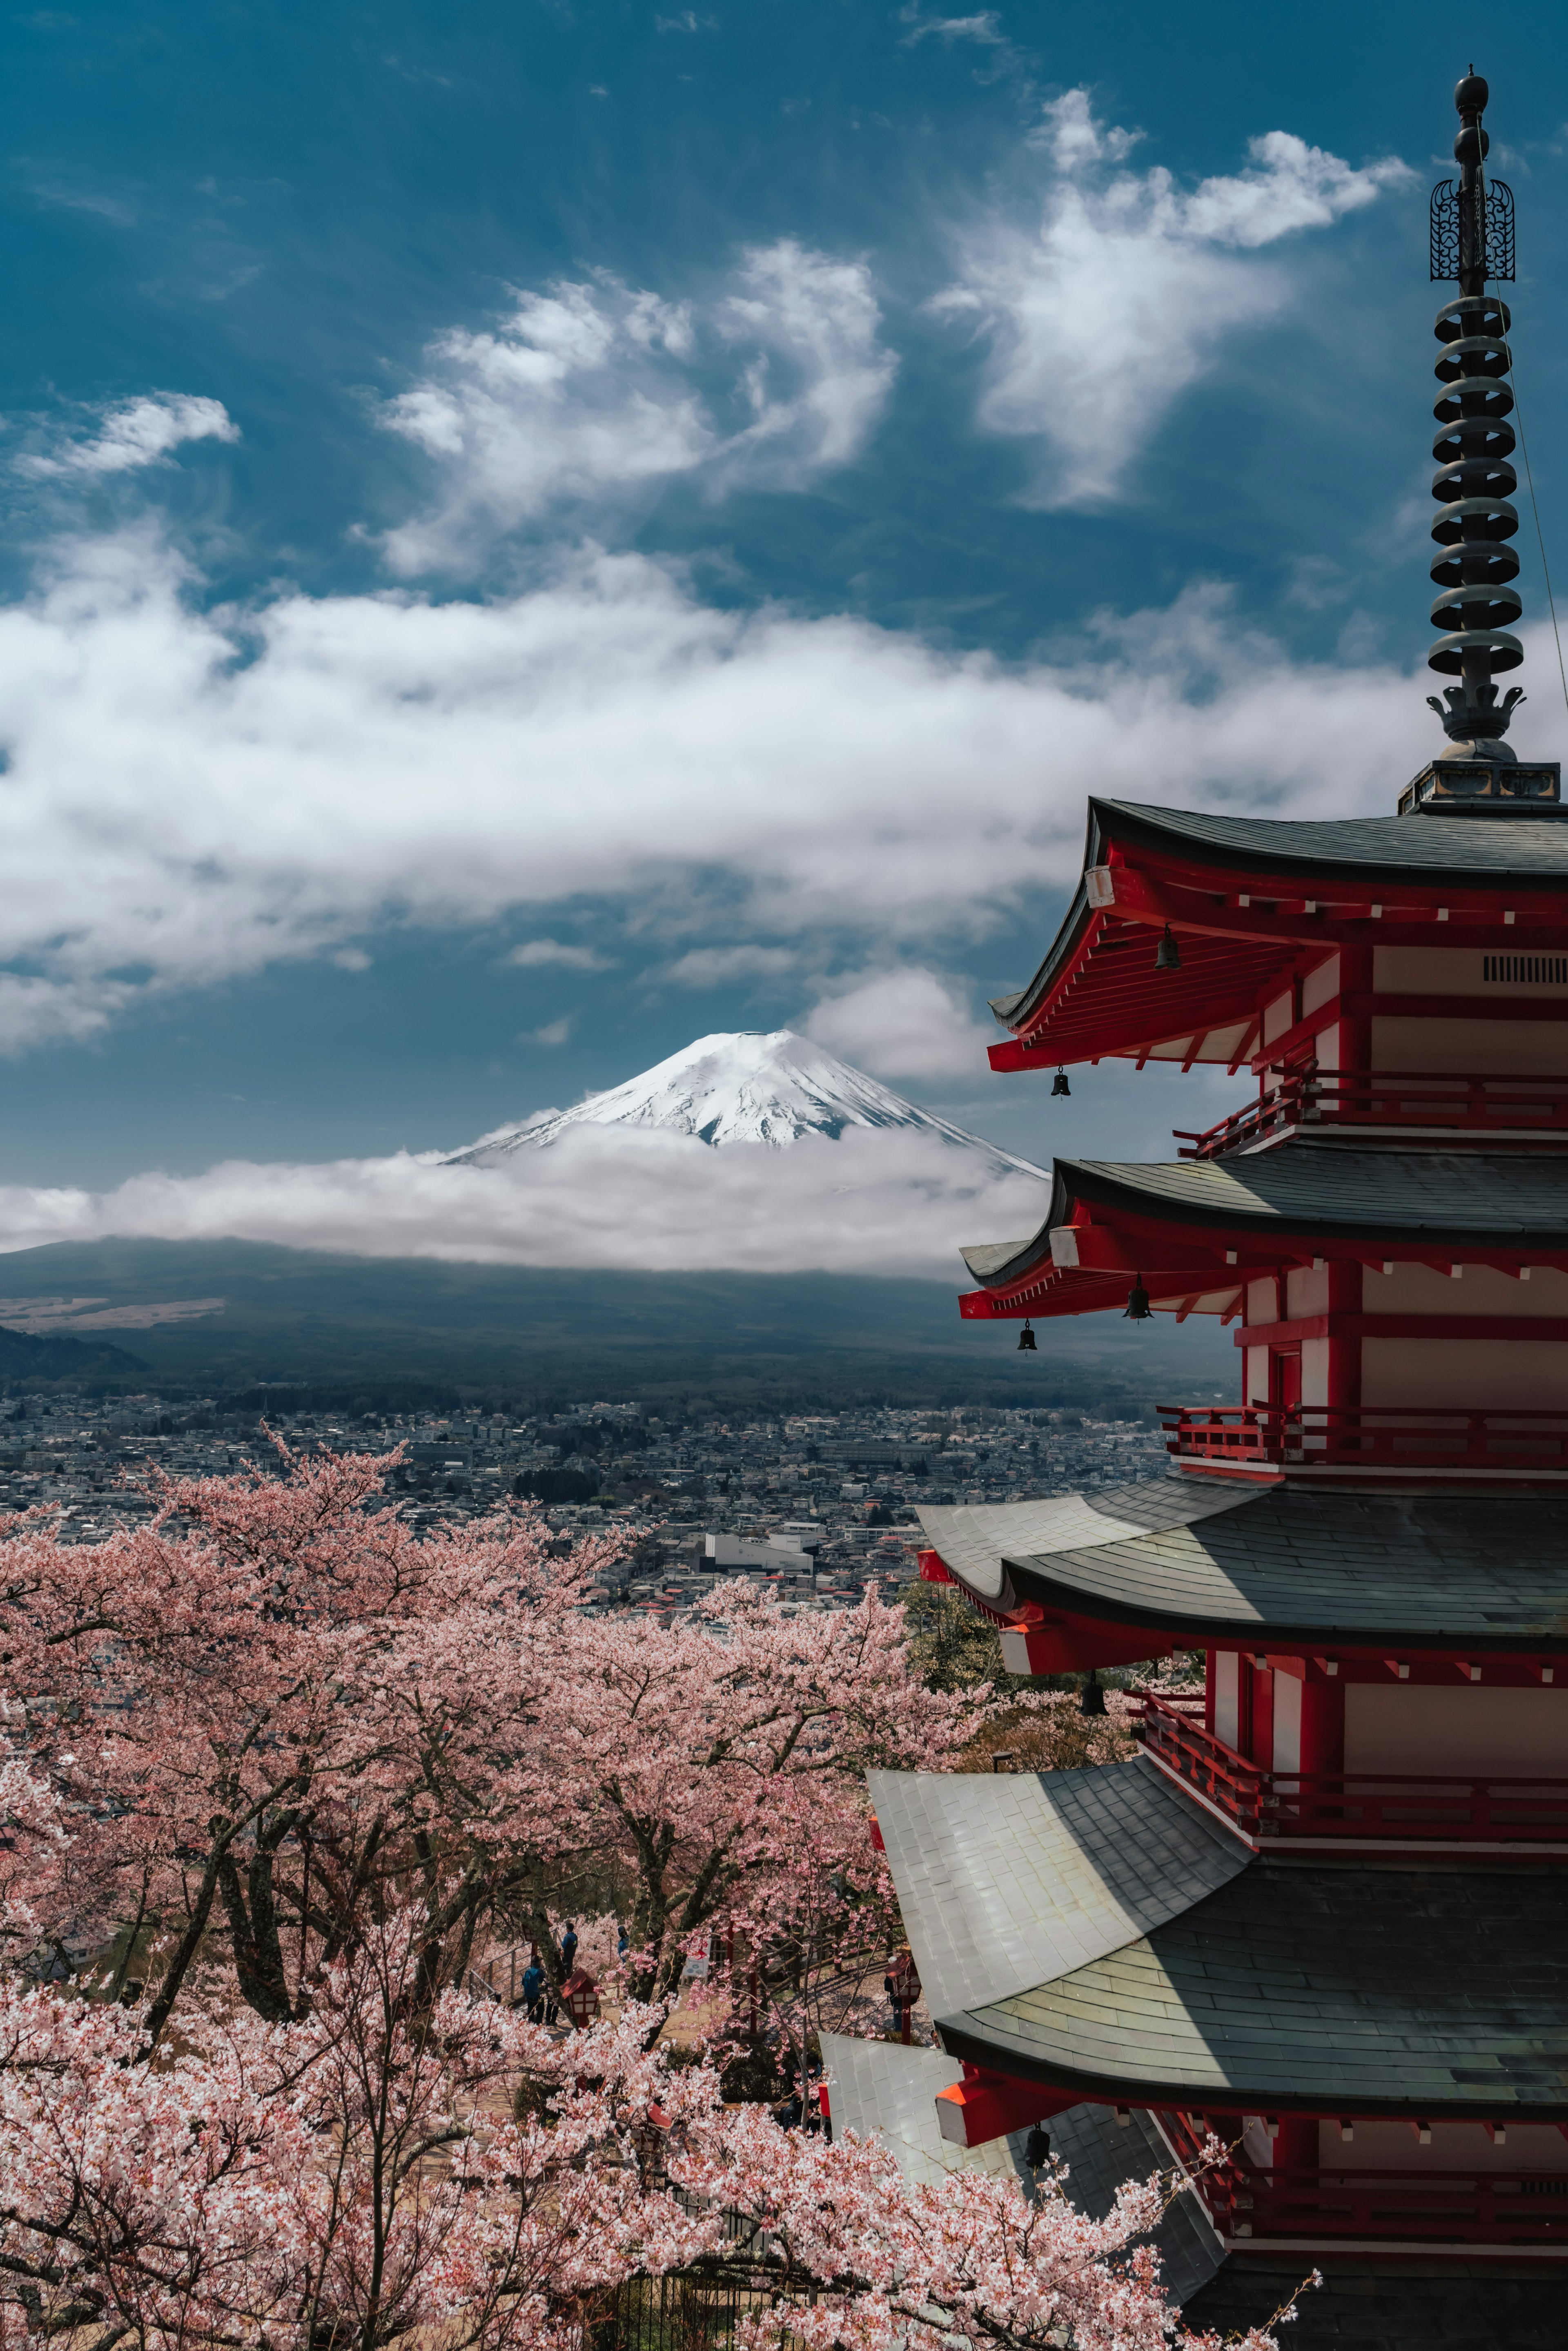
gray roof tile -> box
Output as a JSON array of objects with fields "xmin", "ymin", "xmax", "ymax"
[
  {"xmin": 942, "ymin": 1861, "xmax": 1568, "ymax": 2116},
  {"xmin": 869, "ymin": 1758, "xmax": 1248, "ymax": 2019},
  {"xmin": 920, "ymin": 1476, "xmax": 1568, "ymax": 1646}
]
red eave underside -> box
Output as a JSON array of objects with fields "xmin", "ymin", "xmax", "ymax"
[{"xmin": 1004, "ymin": 835, "xmax": 1568, "ymax": 1063}]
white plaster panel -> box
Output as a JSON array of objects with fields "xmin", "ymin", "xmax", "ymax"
[
  {"xmin": 1244, "ymin": 1347, "xmax": 1268, "ymax": 1404},
  {"xmin": 1301, "ymin": 954, "xmax": 1341, "ymax": 1017},
  {"xmin": 1319, "ymin": 2117, "xmax": 1568, "ymax": 2173},
  {"xmin": 1310, "ymin": 1019, "xmax": 1341, "ymax": 1073},
  {"xmin": 1245, "ymin": 1277, "xmax": 1277, "ymax": 1324},
  {"xmin": 1375, "ymin": 946, "xmax": 1568, "ymax": 995},
  {"xmin": 1214, "ymin": 1651, "xmax": 1240, "ymax": 1750},
  {"xmin": 1360, "ymin": 1338, "xmax": 1568, "ymax": 1408},
  {"xmin": 1361, "ymin": 1262, "xmax": 1568, "ymax": 1317},
  {"xmin": 1262, "ymin": 989, "xmax": 1293, "ymax": 1045},
  {"xmin": 1343, "ymin": 1685, "xmax": 1568, "ymax": 1775},
  {"xmin": 1371, "ymin": 1015, "xmax": 1568, "ymax": 1076},
  {"xmin": 1300, "ymin": 1336, "xmax": 1328, "ymax": 1408},
  {"xmin": 1272, "ymin": 1671, "xmax": 1301, "ymax": 1774},
  {"xmin": 1285, "ymin": 1264, "xmax": 1329, "ymax": 1318}
]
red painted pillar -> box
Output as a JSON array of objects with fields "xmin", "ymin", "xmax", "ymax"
[
  {"xmin": 1325, "ymin": 1257, "xmax": 1361, "ymax": 1459},
  {"xmin": 1250, "ymin": 1660, "xmax": 1274, "ymax": 1771},
  {"xmin": 1339, "ymin": 943, "xmax": 1374, "ymax": 1078}
]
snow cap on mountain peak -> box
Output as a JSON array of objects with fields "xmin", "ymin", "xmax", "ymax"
[{"xmin": 445, "ymin": 1028, "xmax": 1042, "ymax": 1178}]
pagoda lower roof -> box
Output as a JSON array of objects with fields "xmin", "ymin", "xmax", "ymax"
[
  {"xmin": 989, "ymin": 798, "xmax": 1568, "ymax": 1068},
  {"xmin": 872, "ymin": 1762, "xmax": 1568, "ymax": 2119},
  {"xmin": 819, "ymin": 2032, "xmax": 1222, "ymax": 2302},
  {"xmin": 914, "ymin": 1475, "xmax": 1568, "ymax": 1647},
  {"xmin": 961, "ymin": 1148, "xmax": 1568, "ymax": 1317}
]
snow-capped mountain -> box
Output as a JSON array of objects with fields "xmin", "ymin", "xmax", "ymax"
[{"xmin": 444, "ymin": 1030, "xmax": 1043, "ymax": 1179}]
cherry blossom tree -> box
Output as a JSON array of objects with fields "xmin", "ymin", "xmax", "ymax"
[
  {"xmin": 0, "ymin": 1445, "xmax": 629, "ymax": 2037},
  {"xmin": 0, "ymin": 1442, "xmax": 1295, "ymax": 2351},
  {"xmin": 0, "ymin": 1918, "xmax": 1291, "ymax": 2351},
  {"xmin": 0, "ymin": 1447, "xmax": 970, "ymax": 2039}
]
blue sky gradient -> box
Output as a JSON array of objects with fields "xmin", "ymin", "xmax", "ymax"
[{"xmin": 1, "ymin": 0, "xmax": 1567, "ymax": 1201}]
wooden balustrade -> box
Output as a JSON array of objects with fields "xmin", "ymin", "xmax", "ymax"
[
  {"xmin": 1174, "ymin": 1070, "xmax": 1568, "ymax": 1160},
  {"xmin": 1138, "ymin": 1694, "xmax": 1568, "ymax": 1843}
]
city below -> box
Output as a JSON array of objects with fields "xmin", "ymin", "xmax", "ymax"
[{"xmin": 0, "ymin": 1386, "xmax": 1170, "ymax": 1616}]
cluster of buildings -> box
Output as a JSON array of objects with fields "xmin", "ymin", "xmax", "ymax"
[{"xmin": 0, "ymin": 1389, "xmax": 1166, "ymax": 1615}]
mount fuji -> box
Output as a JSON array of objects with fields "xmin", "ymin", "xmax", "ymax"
[{"xmin": 443, "ymin": 1030, "xmax": 1044, "ymax": 1181}]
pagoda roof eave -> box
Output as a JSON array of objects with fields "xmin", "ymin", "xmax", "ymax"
[
  {"xmin": 915, "ymin": 1479, "xmax": 1568, "ymax": 1650},
  {"xmin": 991, "ymin": 798, "xmax": 1568, "ymax": 1063},
  {"xmin": 958, "ymin": 1150, "xmax": 1568, "ymax": 1319},
  {"xmin": 936, "ymin": 1858, "xmax": 1568, "ymax": 2121},
  {"xmin": 873, "ymin": 1761, "xmax": 1568, "ymax": 2121}
]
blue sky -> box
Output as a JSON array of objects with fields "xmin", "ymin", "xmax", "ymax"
[{"xmin": 1, "ymin": 0, "xmax": 1566, "ymax": 1214}]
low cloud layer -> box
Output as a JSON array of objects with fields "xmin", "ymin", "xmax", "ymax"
[
  {"xmin": 0, "ymin": 527, "xmax": 1463, "ymax": 1054},
  {"xmin": 0, "ymin": 1125, "xmax": 1045, "ymax": 1278},
  {"xmin": 936, "ymin": 92, "xmax": 1407, "ymax": 505}
]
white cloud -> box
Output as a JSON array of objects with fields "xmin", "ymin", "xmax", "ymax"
[
  {"xmin": 332, "ymin": 946, "xmax": 373, "ymax": 971},
  {"xmin": 804, "ymin": 966, "xmax": 995, "ymax": 1082},
  {"xmin": 524, "ymin": 1016, "xmax": 574, "ymax": 1046},
  {"xmin": 504, "ymin": 938, "xmax": 610, "ymax": 969},
  {"xmin": 713, "ymin": 241, "xmax": 895, "ymax": 486},
  {"xmin": 935, "ymin": 91, "xmax": 1408, "ymax": 506},
  {"xmin": 0, "ymin": 525, "xmax": 1485, "ymax": 1052},
  {"xmin": 0, "ymin": 1124, "xmax": 1044, "ymax": 1277},
  {"xmin": 900, "ymin": 12, "xmax": 1008, "ymax": 44},
  {"xmin": 659, "ymin": 944, "xmax": 801, "ymax": 989},
  {"xmin": 20, "ymin": 394, "xmax": 239, "ymax": 479},
  {"xmin": 380, "ymin": 240, "xmax": 893, "ymax": 566}
]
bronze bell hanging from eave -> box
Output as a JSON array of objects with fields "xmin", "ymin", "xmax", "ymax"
[
  {"xmin": 1051, "ymin": 1068, "xmax": 1070, "ymax": 1097},
  {"xmin": 1123, "ymin": 1278, "xmax": 1152, "ymax": 1321},
  {"xmin": 1017, "ymin": 1320, "xmax": 1038, "ymax": 1352},
  {"xmin": 1155, "ymin": 926, "xmax": 1181, "ymax": 972}
]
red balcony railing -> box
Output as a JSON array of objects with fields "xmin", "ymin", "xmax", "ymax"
[
  {"xmin": 1174, "ymin": 1069, "xmax": 1568, "ymax": 1160},
  {"xmin": 1138, "ymin": 1694, "xmax": 1568, "ymax": 1843},
  {"xmin": 1160, "ymin": 1402, "xmax": 1568, "ymax": 1476},
  {"xmin": 1155, "ymin": 2109, "xmax": 1568, "ymax": 2245}
]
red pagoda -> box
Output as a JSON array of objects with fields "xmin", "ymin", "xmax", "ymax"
[{"xmin": 870, "ymin": 73, "xmax": 1568, "ymax": 2339}]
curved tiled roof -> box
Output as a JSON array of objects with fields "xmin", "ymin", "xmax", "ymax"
[
  {"xmin": 991, "ymin": 797, "xmax": 1568, "ymax": 1036},
  {"xmin": 943, "ymin": 1859, "xmax": 1568, "ymax": 2117},
  {"xmin": 867, "ymin": 1758, "xmax": 1248, "ymax": 2020},
  {"xmin": 1093, "ymin": 798, "xmax": 1568, "ymax": 882},
  {"xmin": 915, "ymin": 1477, "xmax": 1568, "ymax": 1647}
]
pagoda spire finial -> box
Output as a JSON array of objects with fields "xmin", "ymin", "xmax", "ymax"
[{"xmin": 1424, "ymin": 71, "xmax": 1526, "ymax": 760}]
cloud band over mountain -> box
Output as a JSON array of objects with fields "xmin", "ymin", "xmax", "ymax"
[{"xmin": 0, "ymin": 1124, "xmax": 1045, "ymax": 1279}]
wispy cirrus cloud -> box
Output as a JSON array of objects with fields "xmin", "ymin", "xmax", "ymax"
[
  {"xmin": 934, "ymin": 89, "xmax": 1409, "ymax": 506},
  {"xmin": 379, "ymin": 239, "xmax": 895, "ymax": 568}
]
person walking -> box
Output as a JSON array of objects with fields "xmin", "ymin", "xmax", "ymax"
[
  {"xmin": 884, "ymin": 1946, "xmax": 920, "ymax": 2042},
  {"xmin": 520, "ymin": 1958, "xmax": 545, "ymax": 2023},
  {"xmin": 559, "ymin": 1921, "xmax": 579, "ymax": 1974}
]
